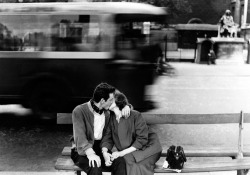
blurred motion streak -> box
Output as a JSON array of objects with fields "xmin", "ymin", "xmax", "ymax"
[
  {"xmin": 0, "ymin": 104, "xmax": 32, "ymax": 116},
  {"xmin": 0, "ymin": 2, "xmax": 167, "ymax": 116}
]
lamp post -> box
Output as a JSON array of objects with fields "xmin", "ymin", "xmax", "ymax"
[
  {"xmin": 243, "ymin": 0, "xmax": 248, "ymax": 27},
  {"xmin": 234, "ymin": 0, "xmax": 241, "ymax": 25}
]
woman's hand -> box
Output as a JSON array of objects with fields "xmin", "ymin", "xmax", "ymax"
[{"xmin": 111, "ymin": 151, "xmax": 124, "ymax": 161}]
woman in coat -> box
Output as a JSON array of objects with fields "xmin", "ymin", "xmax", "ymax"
[{"xmin": 101, "ymin": 92, "xmax": 162, "ymax": 175}]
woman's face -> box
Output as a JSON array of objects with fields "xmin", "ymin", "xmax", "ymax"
[
  {"xmin": 109, "ymin": 101, "xmax": 117, "ymax": 111},
  {"xmin": 109, "ymin": 93, "xmax": 127, "ymax": 111}
]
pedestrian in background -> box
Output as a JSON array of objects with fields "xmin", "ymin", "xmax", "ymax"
[{"xmin": 208, "ymin": 49, "xmax": 216, "ymax": 65}]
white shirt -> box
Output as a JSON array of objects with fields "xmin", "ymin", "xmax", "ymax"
[{"xmin": 93, "ymin": 111, "xmax": 105, "ymax": 140}]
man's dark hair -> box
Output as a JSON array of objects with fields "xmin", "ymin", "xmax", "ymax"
[
  {"xmin": 114, "ymin": 92, "xmax": 128, "ymax": 111},
  {"xmin": 92, "ymin": 83, "xmax": 116, "ymax": 103}
]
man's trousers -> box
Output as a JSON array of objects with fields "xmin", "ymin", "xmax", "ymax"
[{"xmin": 71, "ymin": 140, "xmax": 126, "ymax": 175}]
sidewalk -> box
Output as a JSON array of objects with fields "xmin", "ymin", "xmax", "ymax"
[
  {"xmin": 166, "ymin": 49, "xmax": 248, "ymax": 61},
  {"xmin": 147, "ymin": 62, "xmax": 250, "ymax": 114},
  {"xmin": 0, "ymin": 173, "xmax": 74, "ymax": 175},
  {"xmin": 0, "ymin": 171, "xmax": 238, "ymax": 175}
]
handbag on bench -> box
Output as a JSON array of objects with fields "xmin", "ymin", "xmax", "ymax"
[{"xmin": 163, "ymin": 145, "xmax": 187, "ymax": 171}]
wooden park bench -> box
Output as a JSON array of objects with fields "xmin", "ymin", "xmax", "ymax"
[{"xmin": 55, "ymin": 111, "xmax": 250, "ymax": 175}]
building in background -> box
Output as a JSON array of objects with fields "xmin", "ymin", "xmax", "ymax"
[
  {"xmin": 230, "ymin": 0, "xmax": 246, "ymax": 26},
  {"xmin": 0, "ymin": 0, "xmax": 231, "ymax": 25}
]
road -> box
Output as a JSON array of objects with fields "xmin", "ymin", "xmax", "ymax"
[
  {"xmin": 1, "ymin": 62, "xmax": 250, "ymax": 174},
  {"xmin": 147, "ymin": 62, "xmax": 250, "ymax": 114}
]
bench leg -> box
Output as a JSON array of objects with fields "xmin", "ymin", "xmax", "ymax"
[
  {"xmin": 75, "ymin": 171, "xmax": 81, "ymax": 175},
  {"xmin": 237, "ymin": 169, "xmax": 249, "ymax": 175}
]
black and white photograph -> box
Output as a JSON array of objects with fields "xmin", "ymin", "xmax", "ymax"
[{"xmin": 0, "ymin": 0, "xmax": 250, "ymax": 175}]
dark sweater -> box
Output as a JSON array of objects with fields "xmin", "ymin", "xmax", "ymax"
[{"xmin": 72, "ymin": 102, "xmax": 110, "ymax": 156}]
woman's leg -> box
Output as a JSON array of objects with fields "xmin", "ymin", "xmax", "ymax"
[
  {"xmin": 111, "ymin": 157, "xmax": 126, "ymax": 175},
  {"xmin": 123, "ymin": 152, "xmax": 161, "ymax": 175}
]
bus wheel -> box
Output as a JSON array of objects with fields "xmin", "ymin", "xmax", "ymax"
[{"xmin": 27, "ymin": 82, "xmax": 69, "ymax": 118}]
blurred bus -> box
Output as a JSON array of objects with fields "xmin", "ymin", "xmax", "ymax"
[{"xmin": 0, "ymin": 2, "xmax": 167, "ymax": 115}]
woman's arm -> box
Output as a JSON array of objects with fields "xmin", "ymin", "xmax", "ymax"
[
  {"xmin": 111, "ymin": 111, "xmax": 149, "ymax": 160},
  {"xmin": 111, "ymin": 146, "xmax": 137, "ymax": 160},
  {"xmin": 131, "ymin": 112, "xmax": 149, "ymax": 150}
]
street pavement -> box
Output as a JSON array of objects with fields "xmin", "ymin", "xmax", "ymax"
[{"xmin": 147, "ymin": 62, "xmax": 250, "ymax": 114}]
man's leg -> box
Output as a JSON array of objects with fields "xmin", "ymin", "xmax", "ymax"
[
  {"xmin": 111, "ymin": 157, "xmax": 126, "ymax": 175},
  {"xmin": 71, "ymin": 148, "xmax": 102, "ymax": 175},
  {"xmin": 77, "ymin": 155, "xmax": 102, "ymax": 175}
]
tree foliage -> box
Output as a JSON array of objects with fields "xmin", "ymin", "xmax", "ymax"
[{"xmin": 139, "ymin": 0, "xmax": 192, "ymax": 17}]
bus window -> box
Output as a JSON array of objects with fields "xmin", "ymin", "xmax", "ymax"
[
  {"xmin": 115, "ymin": 20, "xmax": 164, "ymax": 62},
  {"xmin": 0, "ymin": 14, "xmax": 113, "ymax": 52}
]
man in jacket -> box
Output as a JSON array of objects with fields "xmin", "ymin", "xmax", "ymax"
[{"xmin": 71, "ymin": 82, "xmax": 130, "ymax": 175}]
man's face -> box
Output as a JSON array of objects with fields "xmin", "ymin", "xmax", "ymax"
[{"xmin": 101, "ymin": 93, "xmax": 114, "ymax": 110}]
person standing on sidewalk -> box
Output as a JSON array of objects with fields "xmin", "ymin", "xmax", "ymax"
[
  {"xmin": 70, "ymin": 82, "xmax": 131, "ymax": 175},
  {"xmin": 207, "ymin": 49, "xmax": 216, "ymax": 65}
]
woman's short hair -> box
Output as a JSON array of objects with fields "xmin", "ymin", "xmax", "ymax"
[{"xmin": 114, "ymin": 92, "xmax": 128, "ymax": 111}]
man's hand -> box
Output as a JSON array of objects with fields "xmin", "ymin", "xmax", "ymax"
[
  {"xmin": 103, "ymin": 152, "xmax": 113, "ymax": 167},
  {"xmin": 87, "ymin": 153, "xmax": 101, "ymax": 167},
  {"xmin": 121, "ymin": 105, "xmax": 130, "ymax": 119}
]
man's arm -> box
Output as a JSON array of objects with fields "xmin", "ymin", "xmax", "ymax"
[
  {"xmin": 102, "ymin": 147, "xmax": 113, "ymax": 166},
  {"xmin": 72, "ymin": 107, "xmax": 101, "ymax": 167},
  {"xmin": 121, "ymin": 105, "xmax": 131, "ymax": 118},
  {"xmin": 101, "ymin": 117, "xmax": 114, "ymax": 166},
  {"xmin": 72, "ymin": 108, "xmax": 93, "ymax": 156}
]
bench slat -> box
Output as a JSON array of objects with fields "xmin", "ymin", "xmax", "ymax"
[
  {"xmin": 143, "ymin": 113, "xmax": 250, "ymax": 124},
  {"xmin": 57, "ymin": 113, "xmax": 250, "ymax": 125},
  {"xmin": 55, "ymin": 157, "xmax": 250, "ymax": 173},
  {"xmin": 55, "ymin": 158, "xmax": 81, "ymax": 171},
  {"xmin": 156, "ymin": 159, "xmax": 250, "ymax": 173},
  {"xmin": 62, "ymin": 146, "xmax": 250, "ymax": 158}
]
